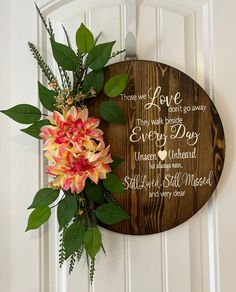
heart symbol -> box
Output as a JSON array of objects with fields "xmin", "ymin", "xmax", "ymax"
[{"xmin": 158, "ymin": 150, "xmax": 167, "ymax": 161}]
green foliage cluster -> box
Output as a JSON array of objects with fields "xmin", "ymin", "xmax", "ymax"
[
  {"xmin": 26, "ymin": 161, "xmax": 128, "ymax": 282},
  {"xmin": 1, "ymin": 4, "xmax": 130, "ymax": 283}
]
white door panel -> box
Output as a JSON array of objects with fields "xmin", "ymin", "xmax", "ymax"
[{"xmin": 0, "ymin": 0, "xmax": 234, "ymax": 291}]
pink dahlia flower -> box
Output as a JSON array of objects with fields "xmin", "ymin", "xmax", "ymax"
[
  {"xmin": 40, "ymin": 106, "xmax": 113, "ymax": 193},
  {"xmin": 40, "ymin": 106, "xmax": 103, "ymax": 152}
]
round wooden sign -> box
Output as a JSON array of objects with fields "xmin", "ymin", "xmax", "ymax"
[{"xmin": 88, "ymin": 60, "xmax": 225, "ymax": 235}]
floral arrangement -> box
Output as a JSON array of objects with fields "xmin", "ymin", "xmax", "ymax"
[{"xmin": 1, "ymin": 5, "xmax": 129, "ymax": 282}]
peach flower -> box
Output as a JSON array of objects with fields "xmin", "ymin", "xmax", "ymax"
[{"xmin": 40, "ymin": 106, "xmax": 112, "ymax": 193}]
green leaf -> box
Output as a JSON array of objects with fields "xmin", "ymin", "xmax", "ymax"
[
  {"xmin": 64, "ymin": 221, "xmax": 86, "ymax": 259},
  {"xmin": 84, "ymin": 227, "xmax": 102, "ymax": 260},
  {"xmin": 86, "ymin": 41, "xmax": 115, "ymax": 70},
  {"xmin": 28, "ymin": 188, "xmax": 60, "ymax": 209},
  {"xmin": 104, "ymin": 74, "xmax": 128, "ymax": 97},
  {"xmin": 99, "ymin": 101, "xmax": 125, "ymax": 124},
  {"xmin": 26, "ymin": 206, "xmax": 51, "ymax": 231},
  {"xmin": 1, "ymin": 104, "xmax": 41, "ymax": 124},
  {"xmin": 110, "ymin": 156, "xmax": 125, "ymax": 170},
  {"xmin": 76, "ymin": 23, "xmax": 94, "ymax": 53},
  {"xmin": 95, "ymin": 203, "xmax": 130, "ymax": 225},
  {"xmin": 50, "ymin": 38, "xmax": 78, "ymax": 71},
  {"xmin": 21, "ymin": 119, "xmax": 51, "ymax": 139},
  {"xmin": 85, "ymin": 181, "xmax": 105, "ymax": 205},
  {"xmin": 103, "ymin": 173, "xmax": 124, "ymax": 193},
  {"xmin": 38, "ymin": 81, "xmax": 56, "ymax": 111},
  {"xmin": 83, "ymin": 69, "xmax": 104, "ymax": 94},
  {"xmin": 57, "ymin": 195, "xmax": 77, "ymax": 231}
]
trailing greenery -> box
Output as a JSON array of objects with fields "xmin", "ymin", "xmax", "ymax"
[
  {"xmin": 89, "ymin": 259, "xmax": 96, "ymax": 284},
  {"xmin": 1, "ymin": 4, "xmax": 130, "ymax": 283},
  {"xmin": 76, "ymin": 245, "xmax": 84, "ymax": 262},
  {"xmin": 35, "ymin": 4, "xmax": 54, "ymax": 38},
  {"xmin": 69, "ymin": 253, "xmax": 76, "ymax": 274},
  {"xmin": 59, "ymin": 227, "xmax": 67, "ymax": 267},
  {"xmin": 28, "ymin": 42, "xmax": 61, "ymax": 92}
]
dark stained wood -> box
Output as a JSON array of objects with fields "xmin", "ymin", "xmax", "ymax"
[{"xmin": 87, "ymin": 60, "xmax": 225, "ymax": 235}]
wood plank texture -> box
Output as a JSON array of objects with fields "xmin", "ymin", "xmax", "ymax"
[{"xmin": 88, "ymin": 60, "xmax": 225, "ymax": 235}]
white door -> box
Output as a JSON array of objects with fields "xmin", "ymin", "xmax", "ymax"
[{"xmin": 0, "ymin": 0, "xmax": 235, "ymax": 291}]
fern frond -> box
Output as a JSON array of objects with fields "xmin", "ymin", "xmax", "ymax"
[
  {"xmin": 58, "ymin": 66, "xmax": 67, "ymax": 88},
  {"xmin": 86, "ymin": 251, "xmax": 90, "ymax": 268},
  {"xmin": 69, "ymin": 253, "xmax": 76, "ymax": 274},
  {"xmin": 72, "ymin": 50, "xmax": 84, "ymax": 94},
  {"xmin": 59, "ymin": 230, "xmax": 66, "ymax": 267},
  {"xmin": 60, "ymin": 68, "xmax": 72, "ymax": 90},
  {"xmin": 48, "ymin": 19, "xmax": 55, "ymax": 39},
  {"xmin": 35, "ymin": 4, "xmax": 50, "ymax": 35},
  {"xmin": 89, "ymin": 259, "xmax": 96, "ymax": 284},
  {"xmin": 28, "ymin": 42, "xmax": 60, "ymax": 92},
  {"xmin": 76, "ymin": 245, "xmax": 84, "ymax": 263},
  {"xmin": 110, "ymin": 49, "xmax": 126, "ymax": 60},
  {"xmin": 64, "ymin": 71, "xmax": 72, "ymax": 90}
]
